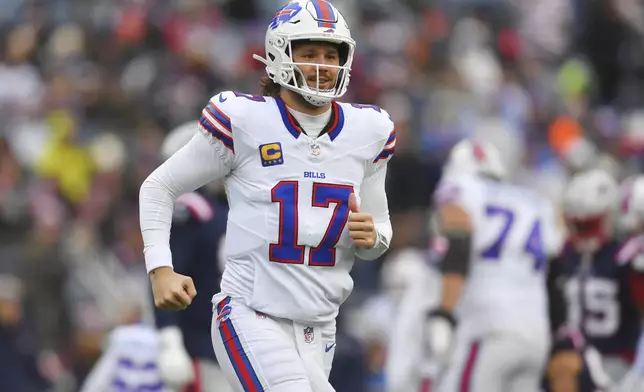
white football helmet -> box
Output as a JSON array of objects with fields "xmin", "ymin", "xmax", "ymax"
[
  {"xmin": 443, "ymin": 139, "xmax": 507, "ymax": 180},
  {"xmin": 563, "ymin": 169, "xmax": 619, "ymax": 249},
  {"xmin": 619, "ymin": 175, "xmax": 644, "ymax": 234},
  {"xmin": 253, "ymin": 0, "xmax": 355, "ymax": 107},
  {"xmin": 160, "ymin": 121, "xmax": 197, "ymax": 161}
]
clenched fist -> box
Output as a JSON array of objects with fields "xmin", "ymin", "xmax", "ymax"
[
  {"xmin": 347, "ymin": 193, "xmax": 377, "ymax": 249},
  {"xmin": 150, "ymin": 267, "xmax": 196, "ymax": 310}
]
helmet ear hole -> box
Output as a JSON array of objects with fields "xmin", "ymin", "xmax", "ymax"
[{"xmin": 339, "ymin": 42, "xmax": 350, "ymax": 66}]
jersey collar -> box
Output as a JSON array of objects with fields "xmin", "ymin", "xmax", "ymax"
[{"xmin": 274, "ymin": 97, "xmax": 345, "ymax": 141}]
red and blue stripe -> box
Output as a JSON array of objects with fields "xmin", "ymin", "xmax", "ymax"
[
  {"xmin": 459, "ymin": 341, "xmax": 480, "ymax": 392},
  {"xmin": 327, "ymin": 101, "xmax": 345, "ymax": 141},
  {"xmin": 274, "ymin": 97, "xmax": 346, "ymax": 141},
  {"xmin": 275, "ymin": 97, "xmax": 303, "ymax": 139},
  {"xmin": 200, "ymin": 102, "xmax": 234, "ymax": 153},
  {"xmin": 311, "ymin": 0, "xmax": 337, "ymax": 28},
  {"xmin": 373, "ymin": 129, "xmax": 396, "ymax": 163},
  {"xmin": 216, "ymin": 297, "xmax": 263, "ymax": 392}
]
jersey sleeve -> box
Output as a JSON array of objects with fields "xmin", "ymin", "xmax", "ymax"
[
  {"xmin": 356, "ymin": 109, "xmax": 395, "ymax": 260},
  {"xmin": 140, "ymin": 129, "xmax": 229, "ymax": 273},
  {"xmin": 370, "ymin": 109, "xmax": 396, "ymax": 169},
  {"xmin": 198, "ymin": 91, "xmax": 238, "ymax": 169}
]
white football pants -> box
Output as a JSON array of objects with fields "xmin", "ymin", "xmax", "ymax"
[
  {"xmin": 437, "ymin": 332, "xmax": 549, "ymax": 392},
  {"xmin": 178, "ymin": 359, "xmax": 233, "ymax": 392},
  {"xmin": 210, "ymin": 293, "xmax": 336, "ymax": 392}
]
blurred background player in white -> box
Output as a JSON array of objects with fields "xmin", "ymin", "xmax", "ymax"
[
  {"xmin": 79, "ymin": 323, "xmax": 168, "ymax": 392},
  {"xmin": 426, "ymin": 139, "xmax": 565, "ymax": 392},
  {"xmin": 549, "ymin": 169, "xmax": 644, "ymax": 390},
  {"xmin": 79, "ymin": 282, "xmax": 168, "ymax": 392},
  {"xmin": 384, "ymin": 235, "xmax": 445, "ymax": 392},
  {"xmin": 153, "ymin": 123, "xmax": 232, "ymax": 392},
  {"xmin": 138, "ymin": 1, "xmax": 395, "ymax": 391},
  {"xmin": 351, "ymin": 248, "xmax": 433, "ymax": 391}
]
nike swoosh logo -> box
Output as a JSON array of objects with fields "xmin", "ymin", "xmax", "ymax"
[
  {"xmin": 219, "ymin": 93, "xmax": 227, "ymax": 102},
  {"xmin": 325, "ymin": 343, "xmax": 335, "ymax": 353}
]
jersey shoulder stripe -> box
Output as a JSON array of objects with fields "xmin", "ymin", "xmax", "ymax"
[
  {"xmin": 374, "ymin": 129, "xmax": 395, "ymax": 163},
  {"xmin": 200, "ymin": 97, "xmax": 234, "ymax": 153},
  {"xmin": 343, "ymin": 103, "xmax": 396, "ymax": 164}
]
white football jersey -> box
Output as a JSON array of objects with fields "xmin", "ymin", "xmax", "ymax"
[
  {"xmin": 79, "ymin": 324, "xmax": 167, "ymax": 392},
  {"xmin": 434, "ymin": 173, "xmax": 564, "ymax": 340},
  {"xmin": 199, "ymin": 91, "xmax": 394, "ymax": 324}
]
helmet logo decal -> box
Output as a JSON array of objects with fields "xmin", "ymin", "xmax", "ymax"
[
  {"xmin": 310, "ymin": 0, "xmax": 338, "ymax": 28},
  {"xmin": 269, "ymin": 2, "xmax": 303, "ymax": 30}
]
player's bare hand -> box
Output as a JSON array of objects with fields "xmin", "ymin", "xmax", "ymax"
[
  {"xmin": 150, "ymin": 267, "xmax": 196, "ymax": 311},
  {"xmin": 348, "ymin": 193, "xmax": 376, "ymax": 248}
]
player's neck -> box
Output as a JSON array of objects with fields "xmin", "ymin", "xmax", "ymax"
[{"xmin": 280, "ymin": 89, "xmax": 331, "ymax": 115}]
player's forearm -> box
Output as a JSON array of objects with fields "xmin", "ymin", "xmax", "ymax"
[
  {"xmin": 435, "ymin": 203, "xmax": 472, "ymax": 312},
  {"xmin": 547, "ymin": 257, "xmax": 568, "ymax": 333},
  {"xmin": 439, "ymin": 273, "xmax": 464, "ymax": 312},
  {"xmin": 140, "ymin": 133, "xmax": 228, "ymax": 273},
  {"xmin": 354, "ymin": 163, "xmax": 392, "ymax": 260}
]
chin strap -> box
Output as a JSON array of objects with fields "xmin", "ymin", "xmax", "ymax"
[{"xmin": 253, "ymin": 53, "xmax": 334, "ymax": 107}]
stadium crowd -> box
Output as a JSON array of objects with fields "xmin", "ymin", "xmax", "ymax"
[{"xmin": 0, "ymin": 0, "xmax": 643, "ymax": 390}]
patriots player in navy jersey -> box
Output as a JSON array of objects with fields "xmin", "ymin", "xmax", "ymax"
[
  {"xmin": 152, "ymin": 123, "xmax": 232, "ymax": 392},
  {"xmin": 546, "ymin": 169, "xmax": 644, "ymax": 391}
]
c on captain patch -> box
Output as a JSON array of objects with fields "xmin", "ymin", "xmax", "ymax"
[{"xmin": 259, "ymin": 142, "xmax": 284, "ymax": 167}]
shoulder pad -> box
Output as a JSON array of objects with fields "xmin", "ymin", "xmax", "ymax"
[
  {"xmin": 198, "ymin": 90, "xmax": 268, "ymax": 156},
  {"xmin": 344, "ymin": 103, "xmax": 393, "ymax": 132},
  {"xmin": 345, "ymin": 104, "xmax": 395, "ymax": 164},
  {"xmin": 173, "ymin": 192, "xmax": 214, "ymax": 223}
]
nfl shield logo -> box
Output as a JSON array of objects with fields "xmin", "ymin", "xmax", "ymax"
[
  {"xmin": 309, "ymin": 143, "xmax": 321, "ymax": 156},
  {"xmin": 303, "ymin": 326, "xmax": 314, "ymax": 344}
]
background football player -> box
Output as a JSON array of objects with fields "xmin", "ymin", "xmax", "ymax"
[
  {"xmin": 549, "ymin": 169, "xmax": 644, "ymax": 390},
  {"xmin": 426, "ymin": 139, "xmax": 564, "ymax": 392},
  {"xmin": 384, "ymin": 235, "xmax": 445, "ymax": 392}
]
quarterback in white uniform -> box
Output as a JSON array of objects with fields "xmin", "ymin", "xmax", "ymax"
[
  {"xmin": 139, "ymin": 1, "xmax": 394, "ymax": 391},
  {"xmin": 426, "ymin": 140, "xmax": 564, "ymax": 392}
]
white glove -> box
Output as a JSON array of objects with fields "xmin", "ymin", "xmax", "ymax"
[
  {"xmin": 157, "ymin": 327, "xmax": 195, "ymax": 389},
  {"xmin": 425, "ymin": 309, "xmax": 456, "ymax": 365}
]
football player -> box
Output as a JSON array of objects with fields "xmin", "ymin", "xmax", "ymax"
[
  {"xmin": 152, "ymin": 123, "xmax": 231, "ymax": 392},
  {"xmin": 551, "ymin": 169, "xmax": 644, "ymax": 389},
  {"xmin": 138, "ymin": 1, "xmax": 394, "ymax": 391},
  {"xmin": 385, "ymin": 240, "xmax": 445, "ymax": 392},
  {"xmin": 426, "ymin": 139, "xmax": 565, "ymax": 392},
  {"xmin": 79, "ymin": 323, "xmax": 170, "ymax": 392},
  {"xmin": 355, "ymin": 248, "xmax": 432, "ymax": 392},
  {"xmin": 615, "ymin": 175, "xmax": 644, "ymax": 392}
]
